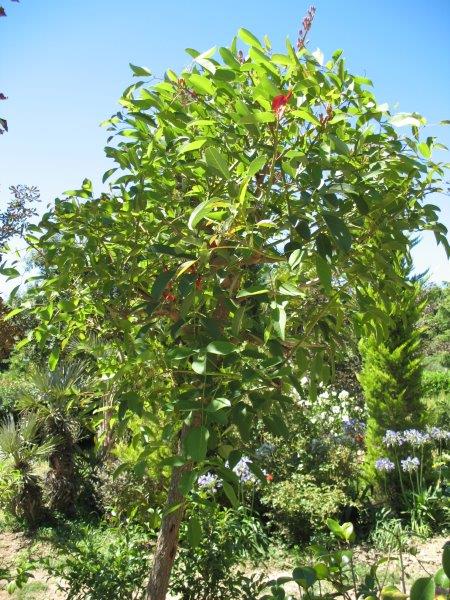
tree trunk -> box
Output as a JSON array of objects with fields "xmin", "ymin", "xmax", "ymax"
[{"xmin": 145, "ymin": 421, "xmax": 195, "ymax": 600}]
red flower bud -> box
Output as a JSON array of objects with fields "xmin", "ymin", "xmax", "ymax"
[
  {"xmin": 266, "ymin": 473, "xmax": 274, "ymax": 482},
  {"xmin": 272, "ymin": 91, "xmax": 293, "ymax": 119}
]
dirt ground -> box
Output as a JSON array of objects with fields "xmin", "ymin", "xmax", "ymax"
[{"xmin": 0, "ymin": 530, "xmax": 448, "ymax": 599}]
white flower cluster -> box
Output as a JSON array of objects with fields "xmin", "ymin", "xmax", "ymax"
[{"xmin": 295, "ymin": 379, "xmax": 365, "ymax": 436}]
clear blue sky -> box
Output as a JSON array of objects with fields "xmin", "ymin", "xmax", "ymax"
[{"xmin": 0, "ymin": 0, "xmax": 449, "ymax": 294}]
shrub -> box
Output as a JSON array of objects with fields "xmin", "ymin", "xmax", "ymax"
[
  {"xmin": 262, "ymin": 473, "xmax": 348, "ymax": 542},
  {"xmin": 0, "ymin": 371, "xmax": 34, "ymax": 419},
  {"xmin": 40, "ymin": 523, "xmax": 150, "ymax": 600},
  {"xmin": 170, "ymin": 502, "xmax": 268, "ymax": 600},
  {"xmin": 257, "ymin": 382, "xmax": 365, "ymax": 542},
  {"xmin": 422, "ymin": 370, "xmax": 450, "ymax": 398}
]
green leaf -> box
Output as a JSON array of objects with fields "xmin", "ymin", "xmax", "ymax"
[
  {"xmin": 288, "ymin": 249, "xmax": 303, "ymax": 269},
  {"xmin": 184, "ymin": 425, "xmax": 209, "ymax": 461},
  {"xmin": 102, "ymin": 168, "xmax": 117, "ymax": 183},
  {"xmin": 204, "ymin": 147, "xmax": 230, "ymax": 178},
  {"xmin": 418, "ymin": 142, "xmax": 431, "ymax": 159},
  {"xmin": 3, "ymin": 307, "xmax": 24, "ymax": 320},
  {"xmin": 323, "ymin": 213, "xmax": 352, "ymax": 252},
  {"xmin": 187, "ymin": 73, "xmax": 215, "ymax": 96},
  {"xmin": 410, "ymin": 577, "xmax": 435, "ymax": 600},
  {"xmin": 237, "ymin": 27, "xmax": 263, "ymax": 49},
  {"xmin": 246, "ymin": 155, "xmax": 267, "ymax": 179},
  {"xmin": 272, "ymin": 303, "xmax": 286, "ymax": 341},
  {"xmin": 187, "ymin": 516, "xmax": 202, "ymax": 548},
  {"xmin": 292, "ymin": 109, "xmax": 321, "ymax": 126},
  {"xmin": 380, "ymin": 586, "xmax": 407, "ymax": 599},
  {"xmin": 188, "ymin": 198, "xmax": 229, "ymax": 230},
  {"xmin": 151, "ymin": 270, "xmax": 175, "ymax": 300},
  {"xmin": 122, "ymin": 391, "xmax": 143, "ymax": 417},
  {"xmin": 236, "ymin": 286, "xmax": 269, "ymax": 298},
  {"xmin": 206, "ymin": 341, "xmax": 235, "ymax": 355},
  {"xmin": 389, "ymin": 113, "xmax": 424, "ymax": 127},
  {"xmin": 316, "ymin": 256, "xmax": 332, "ymax": 292},
  {"xmin": 278, "ymin": 283, "xmax": 302, "ymax": 297},
  {"xmin": 178, "ymin": 138, "xmax": 207, "ymax": 154},
  {"xmin": 48, "ymin": 347, "xmax": 60, "ymax": 372},
  {"xmin": 219, "ymin": 47, "xmax": 241, "ymax": 69},
  {"xmin": 434, "ymin": 567, "xmax": 450, "ymax": 589},
  {"xmin": 292, "ymin": 566, "xmax": 317, "ymax": 590},
  {"xmin": 191, "ymin": 354, "xmax": 207, "ymax": 374},
  {"xmin": 0, "ymin": 267, "xmax": 19, "ymax": 278},
  {"xmin": 443, "ymin": 542, "xmax": 450, "ymax": 578},
  {"xmin": 129, "ymin": 63, "xmax": 152, "ymax": 77},
  {"xmin": 222, "ymin": 481, "xmax": 239, "ymax": 507},
  {"xmin": 263, "ymin": 414, "xmax": 289, "ymax": 439},
  {"xmin": 207, "ymin": 398, "xmax": 231, "ymax": 412},
  {"xmin": 329, "ymin": 134, "xmax": 350, "ymax": 155}
]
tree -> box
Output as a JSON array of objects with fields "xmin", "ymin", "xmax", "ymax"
[
  {"xmin": 20, "ymin": 24, "xmax": 449, "ymax": 599},
  {"xmin": 0, "ymin": 185, "xmax": 39, "ymax": 263},
  {"xmin": 359, "ymin": 253, "xmax": 427, "ymax": 485}
]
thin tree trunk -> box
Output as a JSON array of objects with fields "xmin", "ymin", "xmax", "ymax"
[{"xmin": 146, "ymin": 420, "xmax": 196, "ymax": 600}]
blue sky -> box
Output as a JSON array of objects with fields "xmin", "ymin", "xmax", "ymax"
[{"xmin": 0, "ymin": 0, "xmax": 449, "ymax": 295}]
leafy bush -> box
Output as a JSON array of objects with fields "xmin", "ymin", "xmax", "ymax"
[
  {"xmin": 40, "ymin": 523, "xmax": 150, "ymax": 599},
  {"xmin": 170, "ymin": 502, "xmax": 268, "ymax": 600},
  {"xmin": 422, "ymin": 370, "xmax": 450, "ymax": 398},
  {"xmin": 93, "ymin": 460, "xmax": 162, "ymax": 528},
  {"xmin": 258, "ymin": 382, "xmax": 364, "ymax": 542},
  {"xmin": 0, "ymin": 371, "xmax": 34, "ymax": 419},
  {"xmin": 262, "ymin": 473, "xmax": 348, "ymax": 542}
]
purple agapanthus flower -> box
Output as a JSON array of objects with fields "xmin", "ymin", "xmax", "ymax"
[
  {"xmin": 197, "ymin": 472, "xmax": 221, "ymax": 493},
  {"xmin": 428, "ymin": 427, "xmax": 450, "ymax": 442},
  {"xmin": 375, "ymin": 458, "xmax": 395, "ymax": 473},
  {"xmin": 383, "ymin": 430, "xmax": 404, "ymax": 447},
  {"xmin": 403, "ymin": 429, "xmax": 429, "ymax": 446},
  {"xmin": 343, "ymin": 418, "xmax": 366, "ymax": 436},
  {"xmin": 401, "ymin": 456, "xmax": 420, "ymax": 473},
  {"xmin": 232, "ymin": 456, "xmax": 255, "ymax": 483}
]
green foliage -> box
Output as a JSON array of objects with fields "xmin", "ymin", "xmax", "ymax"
[
  {"xmin": 422, "ymin": 370, "xmax": 450, "ymax": 397},
  {"xmin": 170, "ymin": 502, "xmax": 268, "ymax": 600},
  {"xmin": 0, "ymin": 370, "xmax": 34, "ymax": 419},
  {"xmin": 359, "ymin": 266, "xmax": 427, "ymax": 485},
  {"xmin": 18, "ymin": 361, "xmax": 95, "ymax": 517},
  {"xmin": 263, "ymin": 473, "xmax": 348, "ymax": 542},
  {"xmin": 420, "ymin": 283, "xmax": 450, "ymax": 371},
  {"xmin": 259, "ymin": 382, "xmax": 365, "ymax": 542},
  {"xmin": 0, "ymin": 414, "xmax": 53, "ymax": 526},
  {"xmin": 39, "ymin": 523, "xmax": 150, "ymax": 600}
]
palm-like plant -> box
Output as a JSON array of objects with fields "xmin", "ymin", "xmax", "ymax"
[
  {"xmin": 0, "ymin": 414, "xmax": 53, "ymax": 526},
  {"xmin": 19, "ymin": 361, "xmax": 92, "ymax": 517}
]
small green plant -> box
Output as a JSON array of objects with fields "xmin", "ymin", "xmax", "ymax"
[
  {"xmin": 0, "ymin": 414, "xmax": 53, "ymax": 527},
  {"xmin": 170, "ymin": 501, "xmax": 268, "ymax": 600},
  {"xmin": 38, "ymin": 522, "xmax": 150, "ymax": 599}
]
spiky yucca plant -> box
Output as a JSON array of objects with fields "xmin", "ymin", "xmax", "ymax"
[
  {"xmin": 0, "ymin": 414, "xmax": 53, "ymax": 526},
  {"xmin": 19, "ymin": 361, "xmax": 91, "ymax": 517}
]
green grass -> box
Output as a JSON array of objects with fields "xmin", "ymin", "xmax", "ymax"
[{"xmin": 13, "ymin": 581, "xmax": 48, "ymax": 600}]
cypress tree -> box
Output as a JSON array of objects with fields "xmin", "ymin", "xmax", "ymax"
[{"xmin": 359, "ymin": 254, "xmax": 426, "ymax": 484}]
